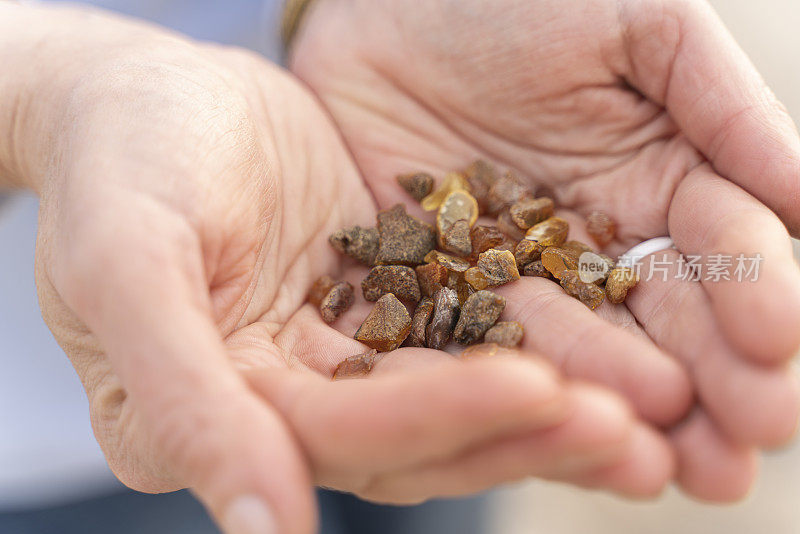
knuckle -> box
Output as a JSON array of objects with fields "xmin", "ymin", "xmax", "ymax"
[
  {"xmin": 147, "ymin": 390, "xmax": 238, "ymax": 482},
  {"xmin": 88, "ymin": 377, "xmax": 183, "ymax": 493}
]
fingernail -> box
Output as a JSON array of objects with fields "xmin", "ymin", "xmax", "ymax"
[{"xmin": 222, "ymin": 495, "xmax": 277, "ymax": 534}]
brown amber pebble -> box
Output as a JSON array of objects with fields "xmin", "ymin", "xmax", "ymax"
[
  {"xmin": 563, "ymin": 240, "xmax": 594, "ymax": 257},
  {"xmin": 525, "ymin": 217, "xmax": 569, "ymax": 248},
  {"xmin": 397, "ymin": 172, "xmax": 434, "ymax": 201},
  {"xmin": 375, "ymin": 204, "xmax": 436, "ymax": 266},
  {"xmin": 437, "ymin": 190, "xmax": 479, "ymax": 256},
  {"xmin": 541, "ymin": 247, "xmax": 579, "ymax": 280},
  {"xmin": 463, "ymin": 160, "xmax": 498, "ymax": 214},
  {"xmin": 329, "ymin": 226, "xmax": 379, "ymax": 266},
  {"xmin": 415, "ymin": 262, "xmax": 448, "ymax": 297},
  {"xmin": 446, "ymin": 270, "xmax": 462, "ymax": 289},
  {"xmin": 333, "ymin": 349, "xmax": 379, "ymax": 380},
  {"xmin": 484, "ymin": 321, "xmax": 524, "ymax": 348},
  {"xmin": 586, "ymin": 210, "xmax": 617, "ymax": 247},
  {"xmin": 405, "ymin": 297, "xmax": 435, "ymax": 347},
  {"xmin": 592, "ymin": 254, "xmax": 616, "ymax": 285},
  {"xmin": 361, "ymin": 265, "xmax": 421, "ymax": 302},
  {"xmin": 509, "ymin": 197, "xmax": 555, "ymax": 230},
  {"xmin": 308, "ymin": 275, "xmax": 337, "ymax": 306},
  {"xmin": 438, "ymin": 190, "xmax": 479, "ymax": 229},
  {"xmin": 445, "ymin": 270, "xmax": 474, "ymax": 305},
  {"xmin": 454, "ymin": 290, "xmax": 506, "ymax": 345},
  {"xmin": 470, "ymin": 225, "xmax": 506, "ymax": 256},
  {"xmin": 496, "ymin": 209, "xmax": 526, "ymax": 242},
  {"xmin": 600, "ymin": 254, "xmax": 616, "ymax": 270},
  {"xmin": 514, "ymin": 239, "xmax": 541, "ymax": 268},
  {"xmin": 606, "ymin": 267, "xmax": 639, "ymax": 304},
  {"xmin": 424, "ymin": 250, "xmax": 471, "ymax": 273},
  {"xmin": 487, "ymin": 172, "xmax": 533, "ymax": 216},
  {"xmin": 466, "ymin": 249, "xmax": 520, "ymax": 290},
  {"xmin": 320, "ymin": 281, "xmax": 355, "ymax": 323},
  {"xmin": 355, "ymin": 294, "xmax": 412, "ymax": 351},
  {"xmin": 464, "ymin": 268, "xmax": 487, "ymax": 290},
  {"xmin": 454, "ymin": 276, "xmax": 475, "ymax": 305},
  {"xmin": 441, "ymin": 219, "xmax": 473, "ymax": 257},
  {"xmin": 561, "ymin": 270, "xmax": 605, "ymax": 310},
  {"xmin": 523, "ymin": 260, "xmax": 552, "ymax": 279},
  {"xmin": 426, "ymin": 287, "xmax": 460, "ymax": 350},
  {"xmin": 420, "ymin": 172, "xmax": 470, "ymax": 211}
]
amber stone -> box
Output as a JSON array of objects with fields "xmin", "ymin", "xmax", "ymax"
[
  {"xmin": 496, "ymin": 209, "xmax": 526, "ymax": 242},
  {"xmin": 333, "ymin": 349, "xmax": 378, "ymax": 380},
  {"xmin": 308, "ymin": 275, "xmax": 337, "ymax": 306},
  {"xmin": 484, "ymin": 321, "xmax": 524, "ymax": 348},
  {"xmin": 486, "ymin": 172, "xmax": 533, "ymax": 216},
  {"xmin": 426, "ymin": 287, "xmax": 460, "ymax": 350},
  {"xmin": 405, "ymin": 297, "xmax": 435, "ymax": 347},
  {"xmin": 440, "ymin": 219, "xmax": 473, "ymax": 257},
  {"xmin": 415, "ymin": 262, "xmax": 448, "ymax": 297},
  {"xmin": 454, "ymin": 290, "xmax": 506, "ymax": 345},
  {"xmin": 320, "ymin": 282, "xmax": 355, "ymax": 323},
  {"xmin": 586, "ymin": 210, "xmax": 617, "ymax": 247},
  {"xmin": 525, "ymin": 217, "xmax": 569, "ymax": 248},
  {"xmin": 592, "ymin": 254, "xmax": 616, "ymax": 285},
  {"xmin": 361, "ymin": 265, "xmax": 421, "ymax": 302},
  {"xmin": 606, "ymin": 267, "xmax": 639, "ymax": 304},
  {"xmin": 354, "ymin": 294, "xmax": 412, "ymax": 351},
  {"xmin": 329, "ymin": 226, "xmax": 379, "ymax": 266},
  {"xmin": 541, "ymin": 247, "xmax": 579, "ymax": 280},
  {"xmin": 397, "ymin": 172, "xmax": 434, "ymax": 201},
  {"xmin": 522, "ymin": 260, "xmax": 552, "ymax": 279},
  {"xmin": 424, "ymin": 250, "xmax": 471, "ymax": 273},
  {"xmin": 463, "ymin": 160, "xmax": 498, "ymax": 214},
  {"xmin": 578, "ymin": 254, "xmax": 616, "ymax": 286},
  {"xmin": 560, "ymin": 270, "xmax": 605, "ymax": 310},
  {"xmin": 514, "ymin": 239, "xmax": 541, "ymax": 268},
  {"xmin": 438, "ymin": 190, "xmax": 479, "ymax": 229},
  {"xmin": 420, "ymin": 172, "xmax": 470, "ymax": 211},
  {"xmin": 509, "ymin": 197, "xmax": 555, "ymax": 230},
  {"xmin": 438, "ymin": 189, "xmax": 478, "ymax": 254},
  {"xmin": 446, "ymin": 270, "xmax": 462, "ymax": 289},
  {"xmin": 375, "ymin": 204, "xmax": 436, "ymax": 266},
  {"xmin": 562, "ymin": 240, "xmax": 594, "ymax": 257},
  {"xmin": 453, "ymin": 275, "xmax": 475, "ymax": 305},
  {"xmin": 470, "ymin": 225, "xmax": 507, "ymax": 256},
  {"xmin": 466, "ymin": 249, "xmax": 520, "ymax": 290}
]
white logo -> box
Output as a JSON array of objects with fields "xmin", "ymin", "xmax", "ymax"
[{"xmin": 578, "ymin": 252, "xmax": 611, "ymax": 283}]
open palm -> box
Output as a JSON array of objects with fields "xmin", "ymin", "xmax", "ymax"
[{"xmin": 290, "ymin": 0, "xmax": 800, "ymax": 500}]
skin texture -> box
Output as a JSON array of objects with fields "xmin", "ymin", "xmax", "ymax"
[
  {"xmin": 290, "ymin": 0, "xmax": 800, "ymax": 502},
  {"xmin": 1, "ymin": 4, "xmax": 678, "ymax": 534}
]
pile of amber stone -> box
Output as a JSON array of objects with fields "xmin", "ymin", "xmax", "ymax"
[{"xmin": 311, "ymin": 161, "xmax": 638, "ymax": 379}]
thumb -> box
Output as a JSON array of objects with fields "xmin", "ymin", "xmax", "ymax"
[
  {"xmin": 54, "ymin": 209, "xmax": 315, "ymax": 534},
  {"xmin": 619, "ymin": 0, "xmax": 800, "ymax": 234}
]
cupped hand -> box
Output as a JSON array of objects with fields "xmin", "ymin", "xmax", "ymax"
[
  {"xmin": 2, "ymin": 4, "xmax": 673, "ymax": 534},
  {"xmin": 290, "ymin": 0, "xmax": 800, "ymax": 500}
]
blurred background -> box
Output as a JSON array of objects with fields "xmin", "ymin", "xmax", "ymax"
[{"xmin": 1, "ymin": 0, "xmax": 798, "ymax": 533}]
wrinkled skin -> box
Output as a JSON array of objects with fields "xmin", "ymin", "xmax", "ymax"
[
  {"xmin": 2, "ymin": 5, "xmax": 675, "ymax": 534},
  {"xmin": 291, "ymin": 0, "xmax": 800, "ymax": 501}
]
